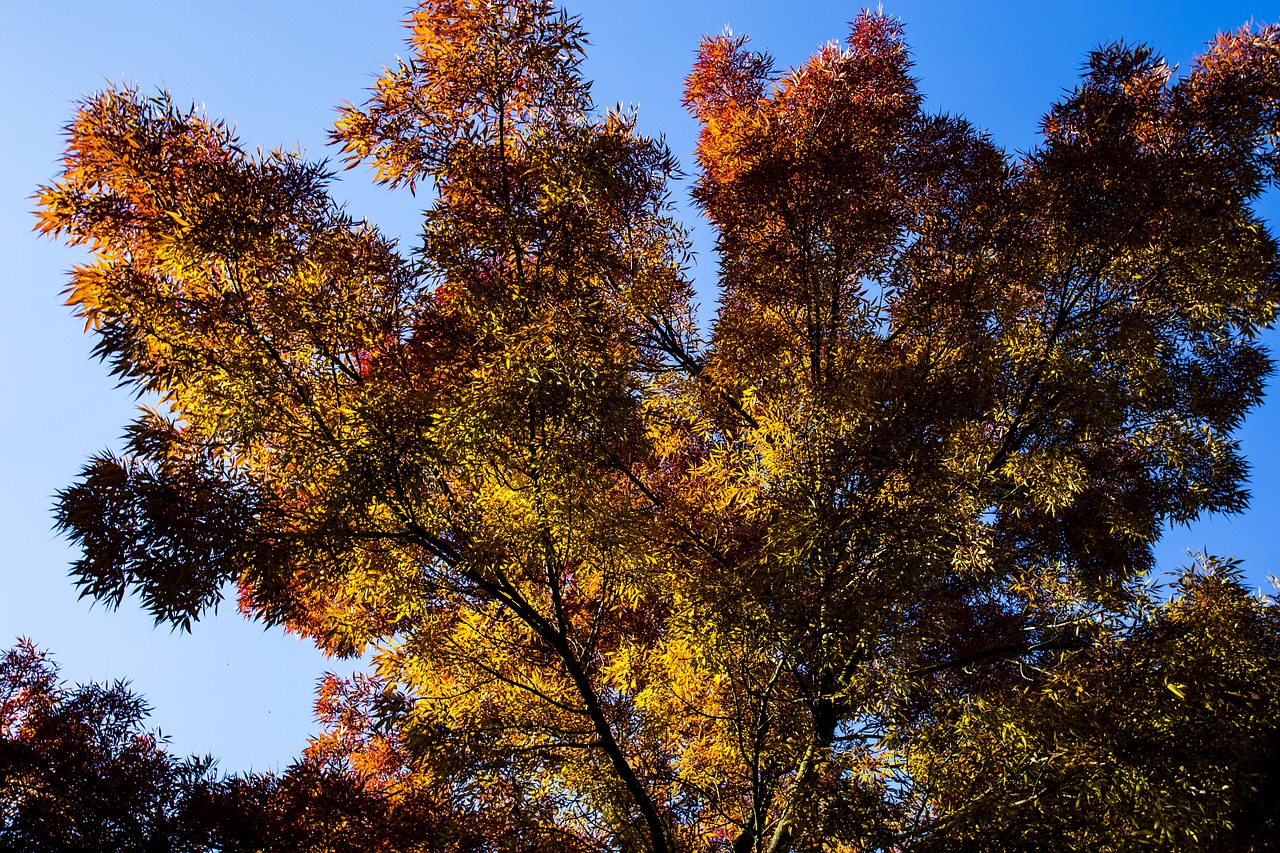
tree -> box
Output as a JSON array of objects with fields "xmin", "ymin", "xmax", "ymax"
[
  {"xmin": 34, "ymin": 1, "xmax": 1280, "ymax": 850},
  {"xmin": 1, "ymin": 639, "xmax": 216, "ymax": 851},
  {"xmin": 0, "ymin": 640, "xmax": 503, "ymax": 852},
  {"xmin": 900, "ymin": 557, "xmax": 1280, "ymax": 852}
]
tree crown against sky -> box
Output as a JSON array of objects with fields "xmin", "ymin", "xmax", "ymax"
[
  {"xmin": 0, "ymin": 639, "xmax": 497, "ymax": 852},
  {"xmin": 30, "ymin": 0, "xmax": 1280, "ymax": 850}
]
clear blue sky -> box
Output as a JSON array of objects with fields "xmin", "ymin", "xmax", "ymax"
[{"xmin": 2, "ymin": 1, "xmax": 1276, "ymax": 774}]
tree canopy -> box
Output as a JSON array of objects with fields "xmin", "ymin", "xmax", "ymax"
[{"xmin": 33, "ymin": 1, "xmax": 1280, "ymax": 850}]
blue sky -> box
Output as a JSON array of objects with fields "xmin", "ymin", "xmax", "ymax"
[{"xmin": 2, "ymin": 1, "xmax": 1276, "ymax": 774}]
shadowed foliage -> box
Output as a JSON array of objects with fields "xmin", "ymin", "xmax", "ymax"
[{"xmin": 0, "ymin": 640, "xmax": 548, "ymax": 852}]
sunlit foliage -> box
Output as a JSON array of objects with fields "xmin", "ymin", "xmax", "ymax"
[{"xmin": 35, "ymin": 2, "xmax": 1280, "ymax": 850}]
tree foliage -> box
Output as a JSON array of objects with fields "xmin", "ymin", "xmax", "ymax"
[
  {"xmin": 0, "ymin": 640, "xmax": 492, "ymax": 852},
  {"xmin": 34, "ymin": 2, "xmax": 1280, "ymax": 850}
]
